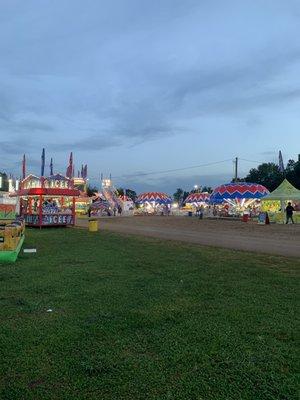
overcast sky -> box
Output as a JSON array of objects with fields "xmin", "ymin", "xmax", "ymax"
[{"xmin": 0, "ymin": 0, "xmax": 300, "ymax": 193}]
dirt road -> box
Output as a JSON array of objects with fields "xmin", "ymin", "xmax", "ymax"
[{"xmin": 76, "ymin": 216, "xmax": 300, "ymax": 257}]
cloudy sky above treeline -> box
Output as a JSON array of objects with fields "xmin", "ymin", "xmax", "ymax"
[{"xmin": 1, "ymin": 0, "xmax": 300, "ymax": 193}]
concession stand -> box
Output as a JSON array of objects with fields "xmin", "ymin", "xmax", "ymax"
[{"xmin": 14, "ymin": 174, "xmax": 80, "ymax": 227}]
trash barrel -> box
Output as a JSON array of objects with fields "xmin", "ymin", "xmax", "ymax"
[
  {"xmin": 88, "ymin": 219, "xmax": 98, "ymax": 232},
  {"xmin": 242, "ymin": 214, "xmax": 249, "ymax": 223}
]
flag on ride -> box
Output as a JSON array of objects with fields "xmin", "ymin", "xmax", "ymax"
[
  {"xmin": 66, "ymin": 152, "xmax": 73, "ymax": 178},
  {"xmin": 83, "ymin": 164, "xmax": 88, "ymax": 179},
  {"xmin": 41, "ymin": 148, "xmax": 45, "ymax": 177},
  {"xmin": 279, "ymin": 150, "xmax": 285, "ymax": 173},
  {"xmin": 22, "ymin": 154, "xmax": 26, "ymax": 180},
  {"xmin": 50, "ymin": 158, "xmax": 54, "ymax": 175}
]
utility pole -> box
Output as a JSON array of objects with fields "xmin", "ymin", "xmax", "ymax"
[{"xmin": 234, "ymin": 157, "xmax": 238, "ymax": 182}]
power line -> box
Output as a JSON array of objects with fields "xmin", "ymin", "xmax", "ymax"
[
  {"xmin": 87, "ymin": 157, "xmax": 263, "ymax": 182},
  {"xmin": 110, "ymin": 159, "xmax": 233, "ymax": 180},
  {"xmin": 239, "ymin": 158, "xmax": 263, "ymax": 164}
]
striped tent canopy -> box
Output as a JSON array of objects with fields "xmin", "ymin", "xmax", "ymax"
[
  {"xmin": 136, "ymin": 192, "xmax": 172, "ymax": 205},
  {"xmin": 90, "ymin": 198, "xmax": 109, "ymax": 209},
  {"xmin": 185, "ymin": 192, "xmax": 210, "ymax": 205},
  {"xmin": 210, "ymin": 182, "xmax": 269, "ymax": 204}
]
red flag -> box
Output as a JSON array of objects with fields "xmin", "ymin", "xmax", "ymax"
[
  {"xmin": 84, "ymin": 164, "xmax": 88, "ymax": 179},
  {"xmin": 41, "ymin": 148, "xmax": 45, "ymax": 177},
  {"xmin": 66, "ymin": 152, "xmax": 73, "ymax": 178},
  {"xmin": 50, "ymin": 158, "xmax": 54, "ymax": 175},
  {"xmin": 22, "ymin": 154, "xmax": 26, "ymax": 180}
]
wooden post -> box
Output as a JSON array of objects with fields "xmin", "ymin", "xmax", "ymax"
[
  {"xmin": 234, "ymin": 157, "xmax": 238, "ymax": 182},
  {"xmin": 72, "ymin": 196, "xmax": 76, "ymax": 226},
  {"xmin": 39, "ymin": 195, "xmax": 43, "ymax": 229},
  {"xmin": 29, "ymin": 197, "xmax": 32, "ymax": 214}
]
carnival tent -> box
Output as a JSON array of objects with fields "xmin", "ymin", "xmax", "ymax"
[
  {"xmin": 262, "ymin": 179, "xmax": 300, "ymax": 201},
  {"xmin": 210, "ymin": 182, "xmax": 269, "ymax": 205},
  {"xmin": 136, "ymin": 192, "xmax": 172, "ymax": 205},
  {"xmin": 185, "ymin": 192, "xmax": 210, "ymax": 206},
  {"xmin": 262, "ymin": 179, "xmax": 300, "ymax": 223}
]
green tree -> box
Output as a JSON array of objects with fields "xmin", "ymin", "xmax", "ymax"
[
  {"xmin": 173, "ymin": 188, "xmax": 184, "ymax": 202},
  {"xmin": 201, "ymin": 186, "xmax": 213, "ymax": 193},
  {"xmin": 116, "ymin": 188, "xmax": 137, "ymax": 201},
  {"xmin": 86, "ymin": 185, "xmax": 98, "ymax": 197},
  {"xmin": 286, "ymin": 159, "xmax": 300, "ymax": 189},
  {"xmin": 0, "ymin": 172, "xmax": 8, "ymax": 191},
  {"xmin": 173, "ymin": 188, "xmax": 189, "ymax": 204},
  {"xmin": 244, "ymin": 163, "xmax": 284, "ymax": 191}
]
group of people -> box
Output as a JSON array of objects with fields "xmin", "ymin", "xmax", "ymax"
[
  {"xmin": 193, "ymin": 202, "xmax": 297, "ymax": 224},
  {"xmin": 113, "ymin": 205, "xmax": 123, "ymax": 216}
]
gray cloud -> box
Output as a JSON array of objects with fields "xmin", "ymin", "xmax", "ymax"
[
  {"xmin": 1, "ymin": 0, "xmax": 300, "ymax": 189},
  {"xmin": 119, "ymin": 172, "xmax": 235, "ymax": 195}
]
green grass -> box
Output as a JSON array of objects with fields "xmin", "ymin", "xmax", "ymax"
[{"xmin": 0, "ymin": 228, "xmax": 299, "ymax": 400}]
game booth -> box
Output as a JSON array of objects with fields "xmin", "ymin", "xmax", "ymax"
[
  {"xmin": 0, "ymin": 198, "xmax": 25, "ymax": 262},
  {"xmin": 72, "ymin": 177, "xmax": 91, "ymax": 216},
  {"xmin": 261, "ymin": 179, "xmax": 300, "ymax": 223},
  {"xmin": 209, "ymin": 182, "xmax": 269, "ymax": 218},
  {"xmin": 136, "ymin": 192, "xmax": 172, "ymax": 215},
  {"xmin": 13, "ymin": 174, "xmax": 80, "ymax": 227}
]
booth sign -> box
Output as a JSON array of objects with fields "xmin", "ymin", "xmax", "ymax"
[{"xmin": 25, "ymin": 214, "xmax": 74, "ymax": 226}]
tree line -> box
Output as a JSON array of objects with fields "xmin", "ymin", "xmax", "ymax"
[
  {"xmin": 244, "ymin": 158, "xmax": 300, "ymax": 191},
  {"xmin": 173, "ymin": 156, "xmax": 300, "ymax": 202},
  {"xmin": 0, "ymin": 172, "xmax": 8, "ymax": 191}
]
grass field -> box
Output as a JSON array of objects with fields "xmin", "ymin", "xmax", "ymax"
[{"xmin": 0, "ymin": 228, "xmax": 299, "ymax": 400}]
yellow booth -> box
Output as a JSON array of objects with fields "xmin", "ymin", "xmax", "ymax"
[{"xmin": 261, "ymin": 179, "xmax": 300, "ymax": 223}]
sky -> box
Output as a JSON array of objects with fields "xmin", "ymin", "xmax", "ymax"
[{"xmin": 0, "ymin": 0, "xmax": 300, "ymax": 193}]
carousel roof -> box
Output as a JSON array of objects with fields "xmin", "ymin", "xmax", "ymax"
[
  {"xmin": 185, "ymin": 192, "xmax": 210, "ymax": 203},
  {"xmin": 210, "ymin": 182, "xmax": 269, "ymax": 203},
  {"xmin": 136, "ymin": 192, "xmax": 172, "ymax": 204}
]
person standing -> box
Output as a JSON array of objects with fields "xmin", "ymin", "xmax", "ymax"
[
  {"xmin": 199, "ymin": 205, "xmax": 204, "ymax": 219},
  {"xmin": 285, "ymin": 202, "xmax": 295, "ymax": 224}
]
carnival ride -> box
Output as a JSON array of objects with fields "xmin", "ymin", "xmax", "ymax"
[
  {"xmin": 90, "ymin": 195, "xmax": 111, "ymax": 216},
  {"xmin": 185, "ymin": 192, "xmax": 210, "ymax": 207},
  {"xmin": 90, "ymin": 178, "xmax": 130, "ymax": 217},
  {"xmin": 101, "ymin": 179, "xmax": 122, "ymax": 210},
  {"xmin": 209, "ymin": 182, "xmax": 269, "ymax": 216},
  {"xmin": 136, "ymin": 192, "xmax": 172, "ymax": 214},
  {"xmin": 90, "ymin": 179, "xmax": 123, "ymax": 216}
]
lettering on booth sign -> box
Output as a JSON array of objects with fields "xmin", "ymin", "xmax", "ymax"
[
  {"xmin": 25, "ymin": 214, "xmax": 39, "ymax": 225},
  {"xmin": 25, "ymin": 214, "xmax": 74, "ymax": 225},
  {"xmin": 42, "ymin": 214, "xmax": 74, "ymax": 225}
]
